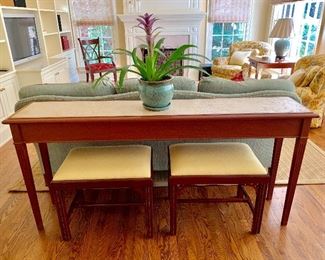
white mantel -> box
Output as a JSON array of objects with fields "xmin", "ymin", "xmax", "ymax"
[
  {"xmin": 118, "ymin": 12, "xmax": 206, "ymax": 24},
  {"xmin": 118, "ymin": 1, "xmax": 206, "ymax": 77}
]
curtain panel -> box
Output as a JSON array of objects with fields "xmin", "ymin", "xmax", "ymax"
[
  {"xmin": 271, "ymin": 0, "xmax": 305, "ymax": 5},
  {"xmin": 209, "ymin": 0, "xmax": 252, "ymax": 23},
  {"xmin": 70, "ymin": 0, "xmax": 115, "ymax": 26}
]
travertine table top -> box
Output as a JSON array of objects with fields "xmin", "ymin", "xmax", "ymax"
[{"xmin": 10, "ymin": 97, "xmax": 312, "ymax": 120}]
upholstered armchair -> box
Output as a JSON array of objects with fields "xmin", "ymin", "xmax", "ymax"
[
  {"xmin": 212, "ymin": 41, "xmax": 272, "ymax": 79},
  {"xmin": 288, "ymin": 54, "xmax": 325, "ymax": 128}
]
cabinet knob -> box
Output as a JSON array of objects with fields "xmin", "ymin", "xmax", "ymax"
[
  {"xmin": 55, "ymin": 72, "xmax": 60, "ymax": 76},
  {"xmin": 0, "ymin": 88, "xmax": 5, "ymax": 92}
]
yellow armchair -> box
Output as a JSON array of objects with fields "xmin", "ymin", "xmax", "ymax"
[
  {"xmin": 212, "ymin": 41, "xmax": 272, "ymax": 79},
  {"xmin": 291, "ymin": 54, "xmax": 325, "ymax": 128}
]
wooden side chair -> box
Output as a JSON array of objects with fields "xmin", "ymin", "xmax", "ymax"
[
  {"xmin": 78, "ymin": 37, "xmax": 117, "ymax": 82},
  {"xmin": 168, "ymin": 143, "xmax": 269, "ymax": 235},
  {"xmin": 51, "ymin": 145, "xmax": 153, "ymax": 240}
]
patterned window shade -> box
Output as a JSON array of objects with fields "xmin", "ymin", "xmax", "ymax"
[
  {"xmin": 271, "ymin": 0, "xmax": 304, "ymax": 5},
  {"xmin": 70, "ymin": 0, "xmax": 115, "ymax": 26},
  {"xmin": 209, "ymin": 0, "xmax": 252, "ymax": 23}
]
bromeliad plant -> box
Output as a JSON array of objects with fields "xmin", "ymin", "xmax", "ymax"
[{"xmin": 97, "ymin": 13, "xmax": 209, "ymax": 88}]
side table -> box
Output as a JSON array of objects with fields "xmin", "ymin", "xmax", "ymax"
[{"xmin": 248, "ymin": 57, "xmax": 296, "ymax": 79}]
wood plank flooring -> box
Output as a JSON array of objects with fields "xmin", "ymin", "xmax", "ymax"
[{"xmin": 0, "ymin": 126, "xmax": 324, "ymax": 259}]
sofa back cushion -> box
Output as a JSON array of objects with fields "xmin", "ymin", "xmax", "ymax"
[
  {"xmin": 198, "ymin": 77, "xmax": 296, "ymax": 94},
  {"xmin": 19, "ymin": 82, "xmax": 116, "ymax": 99}
]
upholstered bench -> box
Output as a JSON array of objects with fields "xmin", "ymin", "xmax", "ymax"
[
  {"xmin": 51, "ymin": 145, "xmax": 153, "ymax": 240},
  {"xmin": 168, "ymin": 143, "xmax": 269, "ymax": 235}
]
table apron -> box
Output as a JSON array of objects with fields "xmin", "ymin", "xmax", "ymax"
[{"xmin": 10, "ymin": 117, "xmax": 308, "ymax": 143}]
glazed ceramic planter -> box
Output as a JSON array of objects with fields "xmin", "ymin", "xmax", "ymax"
[{"xmin": 139, "ymin": 77, "xmax": 174, "ymax": 111}]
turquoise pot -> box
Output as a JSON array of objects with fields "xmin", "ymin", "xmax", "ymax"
[{"xmin": 139, "ymin": 77, "xmax": 174, "ymax": 111}]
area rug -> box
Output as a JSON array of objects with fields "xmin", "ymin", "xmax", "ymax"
[
  {"xmin": 9, "ymin": 139, "xmax": 325, "ymax": 192},
  {"xmin": 275, "ymin": 139, "xmax": 325, "ymax": 184}
]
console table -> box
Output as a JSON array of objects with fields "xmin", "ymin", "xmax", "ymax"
[{"xmin": 3, "ymin": 98, "xmax": 317, "ymax": 231}]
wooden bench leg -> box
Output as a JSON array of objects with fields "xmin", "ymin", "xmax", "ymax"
[
  {"xmin": 54, "ymin": 189, "xmax": 71, "ymax": 241},
  {"xmin": 169, "ymin": 183, "xmax": 177, "ymax": 235},
  {"xmin": 267, "ymin": 138, "xmax": 283, "ymax": 200},
  {"xmin": 237, "ymin": 185, "xmax": 244, "ymax": 198},
  {"xmin": 251, "ymin": 184, "xmax": 267, "ymax": 234},
  {"xmin": 145, "ymin": 184, "xmax": 153, "ymax": 238}
]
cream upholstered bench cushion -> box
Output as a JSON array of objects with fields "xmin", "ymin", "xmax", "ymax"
[
  {"xmin": 169, "ymin": 143, "xmax": 267, "ymax": 176},
  {"xmin": 53, "ymin": 145, "xmax": 151, "ymax": 181}
]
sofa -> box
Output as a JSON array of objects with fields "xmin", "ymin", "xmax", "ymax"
[
  {"xmin": 16, "ymin": 76, "xmax": 300, "ymax": 180},
  {"xmin": 212, "ymin": 41, "xmax": 272, "ymax": 79},
  {"xmin": 286, "ymin": 54, "xmax": 325, "ymax": 128}
]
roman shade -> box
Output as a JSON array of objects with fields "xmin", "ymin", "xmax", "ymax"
[
  {"xmin": 209, "ymin": 0, "xmax": 252, "ymax": 23},
  {"xmin": 70, "ymin": 0, "xmax": 115, "ymax": 26}
]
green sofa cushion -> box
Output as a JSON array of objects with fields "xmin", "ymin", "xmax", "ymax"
[
  {"xmin": 172, "ymin": 76, "xmax": 197, "ymax": 91},
  {"xmin": 18, "ymin": 81, "xmax": 116, "ymax": 99},
  {"xmin": 115, "ymin": 78, "xmax": 140, "ymax": 93},
  {"xmin": 198, "ymin": 77, "xmax": 296, "ymax": 94}
]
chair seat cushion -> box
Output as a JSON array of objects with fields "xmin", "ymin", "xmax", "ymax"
[
  {"xmin": 86, "ymin": 63, "xmax": 115, "ymax": 72},
  {"xmin": 169, "ymin": 143, "xmax": 267, "ymax": 176},
  {"xmin": 212, "ymin": 65, "xmax": 242, "ymax": 78},
  {"xmin": 53, "ymin": 145, "xmax": 151, "ymax": 181}
]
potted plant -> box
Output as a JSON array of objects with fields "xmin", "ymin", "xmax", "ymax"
[{"xmin": 97, "ymin": 13, "xmax": 209, "ymax": 111}]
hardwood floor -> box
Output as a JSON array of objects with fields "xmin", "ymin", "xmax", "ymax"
[{"xmin": 0, "ymin": 127, "xmax": 324, "ymax": 259}]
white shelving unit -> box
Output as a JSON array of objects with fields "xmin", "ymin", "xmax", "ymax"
[{"xmin": 0, "ymin": 0, "xmax": 77, "ymax": 146}]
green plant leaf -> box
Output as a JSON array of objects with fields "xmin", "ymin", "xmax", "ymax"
[
  {"xmin": 184, "ymin": 53, "xmax": 211, "ymax": 62},
  {"xmin": 157, "ymin": 44, "xmax": 196, "ymax": 73},
  {"xmin": 117, "ymin": 66, "xmax": 129, "ymax": 89},
  {"xmin": 113, "ymin": 48, "xmax": 133, "ymax": 56}
]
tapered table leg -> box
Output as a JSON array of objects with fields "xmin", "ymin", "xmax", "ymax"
[
  {"xmin": 281, "ymin": 137, "xmax": 308, "ymax": 225},
  {"xmin": 14, "ymin": 143, "xmax": 44, "ymax": 230}
]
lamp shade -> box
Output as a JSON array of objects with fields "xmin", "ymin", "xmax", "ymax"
[{"xmin": 269, "ymin": 18, "xmax": 295, "ymax": 38}]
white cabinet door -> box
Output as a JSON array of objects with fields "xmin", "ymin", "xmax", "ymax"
[
  {"xmin": 54, "ymin": 66, "xmax": 70, "ymax": 83},
  {"xmin": 42, "ymin": 60, "xmax": 70, "ymax": 84},
  {"xmin": 65, "ymin": 51, "xmax": 79, "ymax": 82},
  {"xmin": 0, "ymin": 87, "xmax": 10, "ymax": 145},
  {"xmin": 42, "ymin": 72, "xmax": 56, "ymax": 83},
  {"xmin": 0, "ymin": 74, "xmax": 19, "ymax": 145},
  {"xmin": 0, "ymin": 87, "xmax": 9, "ymax": 122}
]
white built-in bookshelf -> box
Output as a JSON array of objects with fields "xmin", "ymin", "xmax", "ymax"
[
  {"xmin": 0, "ymin": 0, "xmax": 73, "ymax": 74},
  {"xmin": 0, "ymin": 0, "xmax": 76, "ymax": 146}
]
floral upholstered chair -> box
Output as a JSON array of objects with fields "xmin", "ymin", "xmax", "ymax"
[
  {"xmin": 212, "ymin": 41, "xmax": 272, "ymax": 79},
  {"xmin": 288, "ymin": 54, "xmax": 325, "ymax": 128}
]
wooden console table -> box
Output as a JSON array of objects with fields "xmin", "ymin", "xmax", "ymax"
[
  {"xmin": 249, "ymin": 56, "xmax": 296, "ymax": 79},
  {"xmin": 3, "ymin": 98, "xmax": 317, "ymax": 231}
]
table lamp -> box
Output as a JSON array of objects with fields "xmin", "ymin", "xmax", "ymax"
[{"xmin": 269, "ymin": 18, "xmax": 294, "ymax": 60}]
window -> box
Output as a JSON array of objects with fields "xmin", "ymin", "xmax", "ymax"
[
  {"xmin": 208, "ymin": 0, "xmax": 252, "ymax": 59},
  {"xmin": 211, "ymin": 22, "xmax": 248, "ymax": 58},
  {"xmin": 271, "ymin": 0, "xmax": 324, "ymax": 57},
  {"xmin": 78, "ymin": 25, "xmax": 113, "ymax": 63},
  {"xmin": 70, "ymin": 0, "xmax": 115, "ymax": 67}
]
